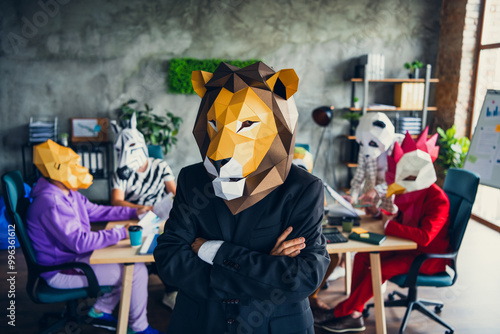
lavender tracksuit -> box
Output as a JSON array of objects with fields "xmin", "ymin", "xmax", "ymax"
[{"xmin": 26, "ymin": 177, "xmax": 149, "ymax": 332}]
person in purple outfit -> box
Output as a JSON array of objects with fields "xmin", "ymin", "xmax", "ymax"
[{"xmin": 26, "ymin": 140, "xmax": 162, "ymax": 334}]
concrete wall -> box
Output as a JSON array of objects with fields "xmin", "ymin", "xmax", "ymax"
[{"xmin": 0, "ymin": 0, "xmax": 442, "ymax": 200}]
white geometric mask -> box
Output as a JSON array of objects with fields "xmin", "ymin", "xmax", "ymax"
[
  {"xmin": 113, "ymin": 113, "xmax": 149, "ymax": 179},
  {"xmin": 355, "ymin": 112, "xmax": 395, "ymax": 158},
  {"xmin": 391, "ymin": 149, "xmax": 437, "ymax": 195}
]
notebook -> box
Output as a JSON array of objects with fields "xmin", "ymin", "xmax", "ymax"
[
  {"xmin": 348, "ymin": 231, "xmax": 386, "ymax": 245},
  {"xmin": 139, "ymin": 234, "xmax": 159, "ymax": 255}
]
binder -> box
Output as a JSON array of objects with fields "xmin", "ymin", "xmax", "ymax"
[{"xmin": 139, "ymin": 234, "xmax": 159, "ymax": 255}]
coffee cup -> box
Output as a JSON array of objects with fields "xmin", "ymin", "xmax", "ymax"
[
  {"xmin": 128, "ymin": 225, "xmax": 143, "ymax": 248},
  {"xmin": 342, "ymin": 219, "xmax": 354, "ymax": 233}
]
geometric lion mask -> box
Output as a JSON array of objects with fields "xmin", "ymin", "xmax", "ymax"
[{"xmin": 192, "ymin": 61, "xmax": 299, "ymax": 215}]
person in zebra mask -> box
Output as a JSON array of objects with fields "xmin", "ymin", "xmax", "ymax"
[
  {"xmin": 110, "ymin": 112, "xmax": 176, "ymax": 211},
  {"xmin": 110, "ymin": 112, "xmax": 178, "ymax": 309}
]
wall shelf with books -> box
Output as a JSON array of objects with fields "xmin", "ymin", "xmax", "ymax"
[
  {"xmin": 348, "ymin": 106, "xmax": 438, "ymax": 112},
  {"xmin": 351, "ymin": 78, "xmax": 439, "ymax": 83},
  {"xmin": 350, "ymin": 64, "xmax": 439, "ymax": 133}
]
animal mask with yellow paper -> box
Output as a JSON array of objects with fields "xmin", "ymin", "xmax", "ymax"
[
  {"xmin": 34, "ymin": 139, "xmax": 93, "ymax": 190},
  {"xmin": 192, "ymin": 62, "xmax": 299, "ymax": 214}
]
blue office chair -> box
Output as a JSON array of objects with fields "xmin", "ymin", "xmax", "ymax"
[
  {"xmin": 1, "ymin": 171, "xmax": 112, "ymax": 333},
  {"xmin": 148, "ymin": 145, "xmax": 164, "ymax": 160},
  {"xmin": 363, "ymin": 168, "xmax": 480, "ymax": 334}
]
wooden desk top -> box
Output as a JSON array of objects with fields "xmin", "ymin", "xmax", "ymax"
[
  {"xmin": 90, "ymin": 217, "xmax": 417, "ymax": 264},
  {"xmin": 326, "ymin": 217, "xmax": 417, "ymax": 254},
  {"xmin": 89, "ymin": 220, "xmax": 155, "ymax": 264}
]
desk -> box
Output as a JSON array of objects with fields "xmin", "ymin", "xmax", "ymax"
[
  {"xmin": 327, "ymin": 217, "xmax": 417, "ymax": 334},
  {"xmin": 89, "ymin": 221, "xmax": 153, "ymax": 334}
]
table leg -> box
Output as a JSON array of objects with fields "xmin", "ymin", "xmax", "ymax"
[
  {"xmin": 344, "ymin": 252, "xmax": 352, "ymax": 296},
  {"xmin": 117, "ymin": 263, "xmax": 135, "ymax": 334},
  {"xmin": 369, "ymin": 252, "xmax": 387, "ymax": 334}
]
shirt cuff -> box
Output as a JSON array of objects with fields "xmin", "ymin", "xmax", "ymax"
[{"xmin": 198, "ymin": 240, "xmax": 224, "ymax": 265}]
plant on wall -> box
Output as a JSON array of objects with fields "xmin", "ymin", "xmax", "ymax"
[
  {"xmin": 436, "ymin": 125, "xmax": 470, "ymax": 173},
  {"xmin": 168, "ymin": 58, "xmax": 261, "ymax": 94},
  {"xmin": 117, "ymin": 100, "xmax": 183, "ymax": 155}
]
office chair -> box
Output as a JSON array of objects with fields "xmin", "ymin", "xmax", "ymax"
[
  {"xmin": 363, "ymin": 168, "xmax": 480, "ymax": 334},
  {"xmin": 1, "ymin": 171, "xmax": 112, "ymax": 334},
  {"xmin": 147, "ymin": 145, "xmax": 164, "ymax": 160}
]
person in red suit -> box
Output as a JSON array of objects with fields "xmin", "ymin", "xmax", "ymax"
[{"xmin": 321, "ymin": 128, "xmax": 451, "ymax": 333}]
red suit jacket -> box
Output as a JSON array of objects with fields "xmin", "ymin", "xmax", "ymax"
[{"xmin": 385, "ymin": 183, "xmax": 450, "ymax": 273}]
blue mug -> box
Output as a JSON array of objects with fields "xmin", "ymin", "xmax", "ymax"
[{"xmin": 128, "ymin": 225, "xmax": 143, "ymax": 248}]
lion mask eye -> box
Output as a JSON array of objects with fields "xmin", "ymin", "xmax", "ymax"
[
  {"xmin": 208, "ymin": 120, "xmax": 217, "ymax": 132},
  {"xmin": 237, "ymin": 120, "xmax": 259, "ymax": 133}
]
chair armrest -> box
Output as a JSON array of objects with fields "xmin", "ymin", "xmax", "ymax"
[
  {"xmin": 36, "ymin": 262, "xmax": 101, "ymax": 298},
  {"xmin": 402, "ymin": 251, "xmax": 458, "ymax": 287}
]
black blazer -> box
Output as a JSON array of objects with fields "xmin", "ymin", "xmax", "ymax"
[{"xmin": 154, "ymin": 163, "xmax": 330, "ymax": 334}]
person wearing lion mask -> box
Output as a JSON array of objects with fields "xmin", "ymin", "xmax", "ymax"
[
  {"xmin": 26, "ymin": 140, "xmax": 161, "ymax": 334},
  {"xmin": 154, "ymin": 62, "xmax": 330, "ymax": 333}
]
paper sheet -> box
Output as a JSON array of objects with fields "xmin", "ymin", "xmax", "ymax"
[
  {"xmin": 153, "ymin": 193, "xmax": 174, "ymax": 220},
  {"xmin": 138, "ymin": 211, "xmax": 161, "ymax": 236}
]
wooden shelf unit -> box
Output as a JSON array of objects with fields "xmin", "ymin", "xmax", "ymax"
[{"xmin": 350, "ymin": 64, "xmax": 439, "ymax": 131}]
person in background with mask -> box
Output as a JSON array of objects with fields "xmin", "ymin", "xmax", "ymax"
[
  {"xmin": 320, "ymin": 128, "xmax": 450, "ymax": 333},
  {"xmin": 110, "ymin": 112, "xmax": 178, "ymax": 309},
  {"xmin": 26, "ymin": 139, "xmax": 162, "ymax": 334},
  {"xmin": 344, "ymin": 112, "xmax": 402, "ymax": 218}
]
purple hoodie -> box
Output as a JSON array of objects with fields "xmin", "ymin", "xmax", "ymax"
[{"xmin": 26, "ymin": 177, "xmax": 137, "ymax": 278}]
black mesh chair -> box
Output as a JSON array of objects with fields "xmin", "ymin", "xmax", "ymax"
[
  {"xmin": 1, "ymin": 171, "xmax": 112, "ymax": 333},
  {"xmin": 363, "ymin": 168, "xmax": 480, "ymax": 334}
]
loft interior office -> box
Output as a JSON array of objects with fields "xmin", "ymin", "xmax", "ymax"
[{"xmin": 0, "ymin": 0, "xmax": 499, "ymax": 333}]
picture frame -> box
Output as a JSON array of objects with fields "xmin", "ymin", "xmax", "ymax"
[{"xmin": 71, "ymin": 118, "xmax": 109, "ymax": 143}]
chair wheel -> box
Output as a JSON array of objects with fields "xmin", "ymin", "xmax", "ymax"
[
  {"xmin": 445, "ymin": 330, "xmax": 454, "ymax": 334},
  {"xmin": 435, "ymin": 305, "xmax": 443, "ymax": 313},
  {"xmin": 362, "ymin": 309, "xmax": 370, "ymax": 318}
]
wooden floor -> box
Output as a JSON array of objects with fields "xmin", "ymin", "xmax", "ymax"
[{"xmin": 1, "ymin": 219, "xmax": 499, "ymax": 334}]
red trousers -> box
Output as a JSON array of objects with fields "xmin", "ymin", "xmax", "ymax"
[{"xmin": 334, "ymin": 251, "xmax": 445, "ymax": 317}]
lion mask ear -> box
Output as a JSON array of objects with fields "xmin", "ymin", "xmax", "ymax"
[
  {"xmin": 191, "ymin": 70, "xmax": 214, "ymax": 98},
  {"xmin": 266, "ymin": 69, "xmax": 299, "ymax": 100}
]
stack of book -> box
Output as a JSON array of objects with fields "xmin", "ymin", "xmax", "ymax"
[
  {"xmin": 398, "ymin": 117, "xmax": 422, "ymax": 135},
  {"xmin": 29, "ymin": 116, "xmax": 58, "ymax": 144},
  {"xmin": 358, "ymin": 54, "xmax": 385, "ymax": 80},
  {"xmin": 394, "ymin": 83, "xmax": 425, "ymax": 110}
]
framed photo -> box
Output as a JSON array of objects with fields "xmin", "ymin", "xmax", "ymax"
[{"xmin": 71, "ymin": 118, "xmax": 109, "ymax": 143}]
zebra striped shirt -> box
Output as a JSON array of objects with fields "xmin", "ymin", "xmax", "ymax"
[{"xmin": 112, "ymin": 158, "xmax": 175, "ymax": 206}]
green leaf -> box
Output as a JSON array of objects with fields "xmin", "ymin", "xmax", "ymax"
[{"xmin": 168, "ymin": 58, "xmax": 262, "ymax": 94}]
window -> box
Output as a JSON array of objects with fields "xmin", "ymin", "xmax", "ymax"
[{"xmin": 470, "ymin": 0, "xmax": 500, "ymax": 228}]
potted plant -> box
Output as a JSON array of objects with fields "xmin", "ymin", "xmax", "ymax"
[
  {"xmin": 342, "ymin": 111, "xmax": 361, "ymax": 135},
  {"xmin": 435, "ymin": 125, "xmax": 470, "ymax": 185},
  {"xmin": 353, "ymin": 97, "xmax": 361, "ymax": 109},
  {"xmin": 116, "ymin": 99, "xmax": 183, "ymax": 155},
  {"xmin": 404, "ymin": 60, "xmax": 424, "ymax": 79}
]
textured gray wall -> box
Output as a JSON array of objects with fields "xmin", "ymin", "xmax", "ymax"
[{"xmin": 0, "ymin": 0, "xmax": 442, "ymax": 200}]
